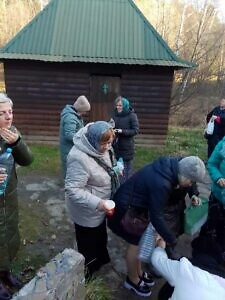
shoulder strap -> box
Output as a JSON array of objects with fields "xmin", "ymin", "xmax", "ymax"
[{"xmin": 90, "ymin": 151, "xmax": 120, "ymax": 198}]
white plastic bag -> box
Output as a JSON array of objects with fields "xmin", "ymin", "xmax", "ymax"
[{"xmin": 206, "ymin": 120, "xmax": 214, "ymax": 135}]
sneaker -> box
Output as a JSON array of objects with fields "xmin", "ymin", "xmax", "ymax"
[
  {"xmin": 140, "ymin": 271, "xmax": 155, "ymax": 287},
  {"xmin": 124, "ymin": 276, "xmax": 152, "ymax": 297}
]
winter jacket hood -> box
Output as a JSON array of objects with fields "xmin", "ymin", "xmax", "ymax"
[{"xmin": 73, "ymin": 124, "xmax": 108, "ymax": 158}]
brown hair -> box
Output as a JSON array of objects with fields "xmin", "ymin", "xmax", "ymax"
[{"xmin": 100, "ymin": 128, "xmax": 115, "ymax": 143}]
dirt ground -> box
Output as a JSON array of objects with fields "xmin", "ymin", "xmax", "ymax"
[{"xmin": 14, "ymin": 173, "xmax": 211, "ymax": 299}]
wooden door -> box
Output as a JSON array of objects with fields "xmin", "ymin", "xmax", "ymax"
[{"xmin": 90, "ymin": 75, "xmax": 121, "ymax": 121}]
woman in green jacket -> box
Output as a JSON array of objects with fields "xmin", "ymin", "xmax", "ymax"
[
  {"xmin": 0, "ymin": 93, "xmax": 33, "ymax": 300},
  {"xmin": 59, "ymin": 95, "xmax": 90, "ymax": 178},
  {"xmin": 203, "ymin": 136, "xmax": 225, "ymax": 259}
]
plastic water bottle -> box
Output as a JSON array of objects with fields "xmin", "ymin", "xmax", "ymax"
[
  {"xmin": 0, "ymin": 148, "xmax": 14, "ymax": 195},
  {"xmin": 117, "ymin": 157, "xmax": 124, "ymax": 175},
  {"xmin": 138, "ymin": 223, "xmax": 156, "ymax": 263}
]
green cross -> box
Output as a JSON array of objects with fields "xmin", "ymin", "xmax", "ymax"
[{"xmin": 102, "ymin": 83, "xmax": 109, "ymax": 95}]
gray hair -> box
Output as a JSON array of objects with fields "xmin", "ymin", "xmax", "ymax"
[{"xmin": 0, "ymin": 93, "xmax": 13, "ymax": 106}]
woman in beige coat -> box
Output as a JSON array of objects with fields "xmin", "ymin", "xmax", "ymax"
[{"xmin": 65, "ymin": 121, "xmax": 119, "ymax": 278}]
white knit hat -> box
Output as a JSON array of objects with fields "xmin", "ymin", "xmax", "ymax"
[
  {"xmin": 178, "ymin": 156, "xmax": 206, "ymax": 183},
  {"xmin": 73, "ymin": 95, "xmax": 90, "ymax": 112}
]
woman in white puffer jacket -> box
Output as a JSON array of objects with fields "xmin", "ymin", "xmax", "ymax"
[{"xmin": 65, "ymin": 121, "xmax": 119, "ymax": 279}]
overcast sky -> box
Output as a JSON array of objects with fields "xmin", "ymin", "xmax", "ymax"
[{"xmin": 214, "ymin": 0, "xmax": 225, "ymax": 20}]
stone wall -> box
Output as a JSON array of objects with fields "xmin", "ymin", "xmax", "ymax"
[{"xmin": 12, "ymin": 249, "xmax": 85, "ymax": 300}]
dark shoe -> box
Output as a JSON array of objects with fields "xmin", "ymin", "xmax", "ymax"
[
  {"xmin": 140, "ymin": 271, "xmax": 155, "ymax": 287},
  {"xmin": 0, "ymin": 271, "xmax": 23, "ymax": 289},
  {"xmin": 0, "ymin": 282, "xmax": 11, "ymax": 300},
  {"xmin": 124, "ymin": 276, "xmax": 151, "ymax": 297}
]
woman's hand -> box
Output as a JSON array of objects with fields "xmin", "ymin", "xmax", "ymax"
[
  {"xmin": 217, "ymin": 178, "xmax": 225, "ymax": 187},
  {"xmin": 191, "ymin": 195, "xmax": 201, "ymax": 206},
  {"xmin": 210, "ymin": 115, "xmax": 217, "ymax": 121},
  {"xmin": 0, "ymin": 128, "xmax": 19, "ymax": 144},
  {"xmin": 155, "ymin": 237, "xmax": 166, "ymax": 249}
]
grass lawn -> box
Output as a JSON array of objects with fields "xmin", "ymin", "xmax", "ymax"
[{"xmin": 20, "ymin": 126, "xmax": 207, "ymax": 176}]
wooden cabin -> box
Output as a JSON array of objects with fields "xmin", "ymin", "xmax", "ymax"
[{"xmin": 0, "ymin": 0, "xmax": 193, "ymax": 145}]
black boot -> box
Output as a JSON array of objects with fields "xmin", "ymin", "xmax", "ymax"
[
  {"xmin": 0, "ymin": 271, "xmax": 23, "ymax": 290},
  {"xmin": 0, "ymin": 281, "xmax": 11, "ymax": 300}
]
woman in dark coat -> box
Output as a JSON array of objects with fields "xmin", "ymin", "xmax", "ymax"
[
  {"xmin": 111, "ymin": 96, "xmax": 139, "ymax": 183},
  {"xmin": 108, "ymin": 156, "xmax": 205, "ymax": 297},
  {"xmin": 0, "ymin": 93, "xmax": 33, "ymax": 300},
  {"xmin": 205, "ymin": 98, "xmax": 225, "ymax": 158}
]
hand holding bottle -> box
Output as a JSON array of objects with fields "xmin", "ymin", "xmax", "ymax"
[{"xmin": 113, "ymin": 157, "xmax": 124, "ymax": 176}]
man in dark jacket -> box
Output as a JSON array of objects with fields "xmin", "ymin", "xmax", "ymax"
[
  {"xmin": 108, "ymin": 155, "xmax": 205, "ymax": 297},
  {"xmin": 0, "ymin": 93, "xmax": 33, "ymax": 300},
  {"xmin": 111, "ymin": 96, "xmax": 139, "ymax": 183},
  {"xmin": 205, "ymin": 98, "xmax": 225, "ymax": 158}
]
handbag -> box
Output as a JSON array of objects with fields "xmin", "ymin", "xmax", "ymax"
[
  {"xmin": 121, "ymin": 205, "xmax": 150, "ymax": 237},
  {"xmin": 138, "ymin": 223, "xmax": 156, "ymax": 262},
  {"xmin": 206, "ymin": 120, "xmax": 214, "ymax": 135},
  {"xmin": 184, "ymin": 197, "xmax": 209, "ymax": 236}
]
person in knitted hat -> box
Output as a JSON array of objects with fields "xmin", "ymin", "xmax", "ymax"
[
  {"xmin": 59, "ymin": 95, "xmax": 91, "ymax": 178},
  {"xmin": 73, "ymin": 95, "xmax": 91, "ymax": 112},
  {"xmin": 107, "ymin": 155, "xmax": 205, "ymax": 297},
  {"xmin": 178, "ymin": 156, "xmax": 206, "ymax": 184}
]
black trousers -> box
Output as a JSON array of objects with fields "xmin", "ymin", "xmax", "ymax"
[
  {"xmin": 200, "ymin": 193, "xmax": 225, "ymax": 251},
  {"xmin": 74, "ymin": 220, "xmax": 110, "ymax": 278}
]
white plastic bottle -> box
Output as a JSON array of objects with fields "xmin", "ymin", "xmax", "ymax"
[{"xmin": 117, "ymin": 157, "xmax": 124, "ymax": 175}]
